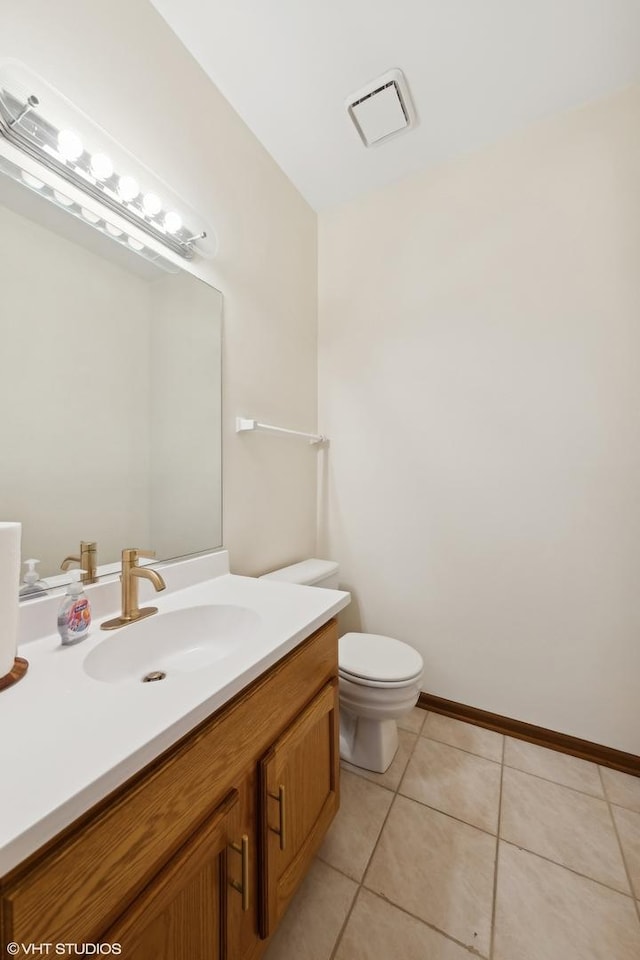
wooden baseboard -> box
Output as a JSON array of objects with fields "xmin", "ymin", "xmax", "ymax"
[{"xmin": 418, "ymin": 692, "xmax": 640, "ymax": 778}]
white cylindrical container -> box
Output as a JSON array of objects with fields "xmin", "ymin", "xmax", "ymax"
[{"xmin": 0, "ymin": 522, "xmax": 21, "ymax": 682}]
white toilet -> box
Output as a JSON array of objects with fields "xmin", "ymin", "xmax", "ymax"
[{"xmin": 259, "ymin": 559, "xmax": 424, "ymax": 773}]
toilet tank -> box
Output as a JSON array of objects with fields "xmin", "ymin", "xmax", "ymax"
[{"xmin": 259, "ymin": 558, "xmax": 340, "ymax": 589}]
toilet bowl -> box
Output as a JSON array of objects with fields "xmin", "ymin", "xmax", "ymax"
[{"xmin": 259, "ymin": 559, "xmax": 424, "ymax": 773}]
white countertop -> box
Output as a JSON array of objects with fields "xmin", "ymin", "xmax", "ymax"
[{"xmin": 0, "ymin": 551, "xmax": 350, "ymax": 874}]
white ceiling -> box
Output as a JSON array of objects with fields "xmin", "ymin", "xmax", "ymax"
[{"xmin": 151, "ymin": 0, "xmax": 640, "ymax": 211}]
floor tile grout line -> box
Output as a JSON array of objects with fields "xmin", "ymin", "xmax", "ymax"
[
  {"xmin": 423, "ymin": 718, "xmax": 631, "ymax": 804},
  {"xmin": 350, "ymin": 748, "xmax": 640, "ymax": 904},
  {"xmin": 340, "ymin": 763, "xmax": 397, "ymax": 795},
  {"xmin": 418, "ymin": 721, "xmax": 504, "ymax": 763},
  {"xmin": 419, "ymin": 712, "xmax": 640, "ymax": 801},
  {"xmin": 395, "ymin": 787, "xmax": 501, "ymax": 839},
  {"xmin": 397, "ymin": 716, "xmax": 427, "ymax": 737},
  {"xmin": 395, "ymin": 736, "xmax": 421, "ymax": 799},
  {"xmin": 313, "ymin": 716, "xmax": 640, "ymax": 959},
  {"xmin": 370, "ymin": 786, "xmax": 640, "ymax": 902},
  {"xmin": 424, "ymin": 712, "xmax": 640, "ymax": 784},
  {"xmin": 611, "ymin": 799, "xmax": 640, "ymax": 816},
  {"xmin": 488, "ymin": 729, "xmax": 506, "ymax": 959},
  {"xmin": 598, "ymin": 765, "xmax": 640, "ymax": 923},
  {"xmin": 502, "ymin": 764, "xmax": 619, "ymax": 810},
  {"xmin": 315, "ymin": 850, "xmax": 362, "ymax": 885},
  {"xmin": 399, "ymin": 719, "xmax": 503, "ymax": 840},
  {"xmin": 397, "ymin": 703, "xmax": 428, "ymax": 733},
  {"xmin": 327, "ymin": 878, "xmax": 362, "ymax": 960},
  {"xmin": 501, "ymin": 761, "xmax": 606, "ymax": 801},
  {"xmin": 356, "ymin": 885, "xmax": 491, "ymax": 958},
  {"xmin": 499, "ymin": 837, "xmax": 637, "ymax": 901},
  {"xmin": 341, "ymin": 728, "xmax": 420, "ymax": 794},
  {"xmin": 329, "ymin": 728, "xmax": 424, "ymax": 960},
  {"xmin": 419, "ymin": 732, "xmax": 503, "ymax": 765},
  {"xmin": 320, "ymin": 813, "xmax": 636, "ymax": 959},
  {"xmin": 358, "ymin": 727, "xmax": 495, "ymax": 957},
  {"xmin": 357, "ymin": 791, "xmax": 399, "ymax": 886},
  {"xmin": 361, "ymin": 728, "xmax": 422, "ymax": 879},
  {"xmin": 362, "ymin": 726, "xmax": 422, "ymax": 880},
  {"xmin": 319, "ymin": 849, "xmax": 496, "ymax": 952},
  {"xmin": 347, "ymin": 723, "xmax": 639, "ymax": 898}
]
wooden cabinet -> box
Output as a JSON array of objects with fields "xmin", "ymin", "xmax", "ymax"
[
  {"xmin": 259, "ymin": 680, "xmax": 339, "ymax": 936},
  {"xmin": 104, "ymin": 790, "xmax": 242, "ymax": 960},
  {"xmin": 0, "ymin": 619, "xmax": 339, "ymax": 960},
  {"xmin": 227, "ymin": 769, "xmax": 261, "ymax": 960}
]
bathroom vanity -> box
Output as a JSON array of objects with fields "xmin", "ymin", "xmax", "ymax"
[{"xmin": 0, "ymin": 553, "xmax": 349, "ymax": 958}]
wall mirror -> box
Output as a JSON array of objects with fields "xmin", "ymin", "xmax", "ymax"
[{"xmin": 0, "ymin": 172, "xmax": 222, "ymax": 592}]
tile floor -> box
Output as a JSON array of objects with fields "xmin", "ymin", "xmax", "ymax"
[{"xmin": 263, "ymin": 708, "xmax": 640, "ymax": 960}]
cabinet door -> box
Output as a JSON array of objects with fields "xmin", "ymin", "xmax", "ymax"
[
  {"xmin": 103, "ymin": 789, "xmax": 249, "ymax": 960},
  {"xmin": 259, "ymin": 680, "xmax": 340, "ymax": 936},
  {"xmin": 226, "ymin": 769, "xmax": 263, "ymax": 960}
]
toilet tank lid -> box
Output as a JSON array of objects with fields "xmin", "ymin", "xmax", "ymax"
[{"xmin": 259, "ymin": 558, "xmax": 339, "ymax": 586}]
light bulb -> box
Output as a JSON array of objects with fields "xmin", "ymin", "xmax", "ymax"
[
  {"xmin": 58, "ymin": 129, "xmax": 83, "ymax": 162},
  {"xmin": 142, "ymin": 192, "xmax": 162, "ymax": 216},
  {"xmin": 164, "ymin": 211, "xmax": 182, "ymax": 234},
  {"xmin": 118, "ymin": 175, "xmax": 139, "ymax": 202},
  {"xmin": 105, "ymin": 223, "xmax": 123, "ymax": 237},
  {"xmin": 21, "ymin": 172, "xmax": 44, "ymax": 190},
  {"xmin": 81, "ymin": 208, "xmax": 100, "ymax": 223},
  {"xmin": 127, "ymin": 236, "xmax": 144, "ymax": 251},
  {"xmin": 53, "ymin": 190, "xmax": 74, "ymax": 207},
  {"xmin": 90, "ymin": 152, "xmax": 113, "ymax": 180}
]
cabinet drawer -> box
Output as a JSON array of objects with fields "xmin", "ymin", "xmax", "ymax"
[{"xmin": 2, "ymin": 619, "xmax": 337, "ymax": 946}]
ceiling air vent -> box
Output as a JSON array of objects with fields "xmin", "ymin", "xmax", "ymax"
[{"xmin": 346, "ymin": 68, "xmax": 417, "ymax": 148}]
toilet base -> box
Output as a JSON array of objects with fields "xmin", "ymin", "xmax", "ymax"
[{"xmin": 339, "ymin": 709, "xmax": 399, "ymax": 773}]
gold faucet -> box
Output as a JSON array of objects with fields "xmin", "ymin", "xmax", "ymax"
[
  {"xmin": 101, "ymin": 548, "xmax": 166, "ymax": 630},
  {"xmin": 61, "ymin": 541, "xmax": 98, "ymax": 584}
]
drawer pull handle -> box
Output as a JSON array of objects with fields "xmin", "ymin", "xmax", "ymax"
[
  {"xmin": 229, "ymin": 834, "xmax": 250, "ymax": 911},
  {"xmin": 268, "ymin": 784, "xmax": 286, "ymax": 850}
]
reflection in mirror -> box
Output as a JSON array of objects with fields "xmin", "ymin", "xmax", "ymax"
[{"xmin": 0, "ymin": 177, "xmax": 222, "ymax": 590}]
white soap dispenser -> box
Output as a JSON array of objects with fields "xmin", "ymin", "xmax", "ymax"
[
  {"xmin": 19, "ymin": 558, "xmax": 49, "ymax": 599},
  {"xmin": 57, "ymin": 569, "xmax": 92, "ymax": 645}
]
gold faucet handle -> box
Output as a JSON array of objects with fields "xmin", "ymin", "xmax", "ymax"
[
  {"xmin": 62, "ymin": 542, "xmax": 98, "ymax": 582},
  {"xmin": 122, "ymin": 547, "xmax": 156, "ymax": 564}
]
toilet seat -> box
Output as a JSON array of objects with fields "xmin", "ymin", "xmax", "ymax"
[
  {"xmin": 339, "ymin": 669, "xmax": 422, "ymax": 690},
  {"xmin": 339, "ymin": 632, "xmax": 423, "ymax": 685}
]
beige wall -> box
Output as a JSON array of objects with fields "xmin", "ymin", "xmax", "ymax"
[
  {"xmin": 318, "ymin": 85, "xmax": 640, "ymax": 754},
  {"xmin": 4, "ymin": 0, "xmax": 318, "ymax": 576},
  {"xmin": 149, "ymin": 273, "xmax": 222, "ymax": 558}
]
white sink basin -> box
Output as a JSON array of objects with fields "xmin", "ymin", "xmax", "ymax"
[{"xmin": 84, "ymin": 604, "xmax": 261, "ymax": 684}]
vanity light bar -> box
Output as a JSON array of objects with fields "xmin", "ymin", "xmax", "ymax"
[
  {"xmin": 0, "ymin": 62, "xmax": 217, "ymax": 262},
  {"xmin": 0, "ymin": 152, "xmax": 178, "ymax": 272}
]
